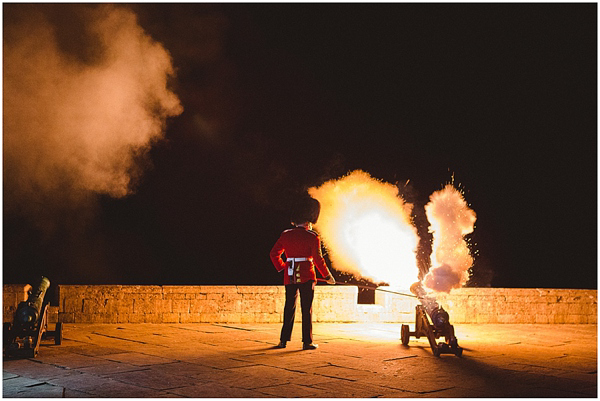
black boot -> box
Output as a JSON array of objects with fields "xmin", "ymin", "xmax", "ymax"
[{"xmin": 303, "ymin": 343, "xmax": 318, "ymax": 350}]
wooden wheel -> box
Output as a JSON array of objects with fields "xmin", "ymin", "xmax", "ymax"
[
  {"xmin": 401, "ymin": 324, "xmax": 410, "ymax": 345},
  {"xmin": 54, "ymin": 322, "xmax": 63, "ymax": 345}
]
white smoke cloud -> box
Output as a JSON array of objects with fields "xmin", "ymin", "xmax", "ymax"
[
  {"xmin": 423, "ymin": 184, "xmax": 477, "ymax": 293},
  {"xmin": 3, "ymin": 4, "xmax": 183, "ymax": 219}
]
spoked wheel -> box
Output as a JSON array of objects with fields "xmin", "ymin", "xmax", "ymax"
[{"xmin": 400, "ymin": 324, "xmax": 410, "ymax": 345}]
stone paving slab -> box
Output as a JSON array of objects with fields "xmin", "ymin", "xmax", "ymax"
[
  {"xmin": 108, "ymin": 368, "xmax": 196, "ymax": 390},
  {"xmin": 167, "ymin": 381, "xmax": 270, "ymax": 398},
  {"xmin": 3, "ymin": 323, "xmax": 597, "ymax": 398},
  {"xmin": 98, "ymin": 352, "xmax": 176, "ymax": 366}
]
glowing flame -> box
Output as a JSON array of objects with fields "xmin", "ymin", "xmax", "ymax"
[
  {"xmin": 308, "ymin": 170, "xmax": 420, "ymax": 289},
  {"xmin": 423, "ymin": 184, "xmax": 476, "ymax": 293}
]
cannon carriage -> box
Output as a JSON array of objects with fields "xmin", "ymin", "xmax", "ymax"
[
  {"xmin": 400, "ymin": 282, "xmax": 463, "ymax": 357},
  {"xmin": 4, "ymin": 276, "xmax": 63, "ymax": 358}
]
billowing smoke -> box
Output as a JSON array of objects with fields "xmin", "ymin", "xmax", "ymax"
[
  {"xmin": 3, "ymin": 4, "xmax": 182, "ymax": 221},
  {"xmin": 308, "ymin": 170, "xmax": 420, "ymax": 288},
  {"xmin": 423, "ymin": 184, "xmax": 477, "ymax": 292}
]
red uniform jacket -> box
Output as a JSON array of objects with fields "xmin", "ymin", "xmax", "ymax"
[{"xmin": 270, "ymin": 226, "xmax": 332, "ymax": 285}]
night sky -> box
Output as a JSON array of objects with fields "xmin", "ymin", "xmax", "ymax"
[{"xmin": 3, "ymin": 3, "xmax": 597, "ymax": 291}]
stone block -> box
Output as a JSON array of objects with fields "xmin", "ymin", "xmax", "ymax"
[
  {"xmin": 221, "ymin": 313, "xmax": 239, "ymax": 323},
  {"xmin": 224, "ymin": 292, "xmax": 243, "ymax": 300},
  {"xmin": 120, "ymin": 286, "xmax": 163, "ymax": 294},
  {"xmin": 141, "ymin": 313, "xmax": 163, "ymax": 323},
  {"xmin": 535, "ymin": 314, "xmax": 550, "ymax": 324},
  {"xmin": 447, "ymin": 310, "xmax": 466, "ymax": 323},
  {"xmin": 171, "ymin": 299, "xmax": 190, "ymax": 314},
  {"xmin": 567, "ymin": 303, "xmax": 584, "ymax": 315},
  {"xmin": 198, "ymin": 285, "xmax": 234, "ymax": 293},
  {"xmin": 104, "ymin": 299, "xmax": 134, "ymax": 314},
  {"xmin": 58, "ymin": 312, "xmax": 75, "ymax": 323},
  {"xmin": 564, "ymin": 314, "xmax": 587, "ymax": 324},
  {"xmin": 497, "ymin": 314, "xmax": 516, "ymax": 324},
  {"xmin": 465, "ymin": 306, "xmax": 478, "ymax": 323},
  {"xmin": 72, "ymin": 312, "xmax": 89, "ymax": 323},
  {"xmin": 116, "ymin": 313, "xmax": 131, "ymax": 323},
  {"xmin": 475, "ymin": 313, "xmax": 492, "ymax": 324},
  {"xmin": 47, "ymin": 306, "xmax": 59, "ymax": 324},
  {"xmin": 63, "ymin": 297, "xmax": 84, "ymax": 313},
  {"xmin": 243, "ymin": 299, "xmax": 270, "ymax": 312},
  {"xmin": 164, "ymin": 293, "xmax": 188, "ymax": 300},
  {"xmin": 219, "ymin": 299, "xmax": 243, "ymax": 313},
  {"xmin": 199, "ymin": 313, "xmax": 221, "ymax": 323},
  {"xmin": 83, "ymin": 298, "xmax": 107, "ymax": 314},
  {"xmin": 179, "ymin": 313, "xmax": 203, "ymax": 323},
  {"xmin": 553, "ymin": 303, "xmax": 570, "ymax": 315},
  {"xmin": 190, "ymin": 300, "xmax": 219, "ymax": 314},
  {"xmin": 254, "ymin": 312, "xmax": 280, "ymax": 323},
  {"xmin": 163, "ymin": 286, "xmax": 200, "ymax": 294},
  {"xmin": 3, "ymin": 284, "xmax": 31, "ymax": 322},
  {"xmin": 134, "ymin": 298, "xmax": 171, "ymax": 314},
  {"xmin": 79, "ymin": 313, "xmax": 118, "ymax": 324},
  {"xmin": 161, "ymin": 313, "xmax": 180, "ymax": 323}
]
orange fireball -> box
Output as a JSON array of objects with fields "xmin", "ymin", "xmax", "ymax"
[{"xmin": 309, "ymin": 170, "xmax": 420, "ymax": 289}]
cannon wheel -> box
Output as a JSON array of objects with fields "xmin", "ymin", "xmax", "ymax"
[
  {"xmin": 54, "ymin": 322, "xmax": 63, "ymax": 345},
  {"xmin": 400, "ymin": 324, "xmax": 410, "ymax": 345}
]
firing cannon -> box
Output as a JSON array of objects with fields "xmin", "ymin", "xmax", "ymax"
[
  {"xmin": 4, "ymin": 276, "xmax": 63, "ymax": 358},
  {"xmin": 400, "ymin": 282, "xmax": 462, "ymax": 357}
]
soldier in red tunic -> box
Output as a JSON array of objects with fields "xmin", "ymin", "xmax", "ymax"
[{"xmin": 270, "ymin": 197, "xmax": 335, "ymax": 350}]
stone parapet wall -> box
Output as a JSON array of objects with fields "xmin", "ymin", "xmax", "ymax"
[
  {"xmin": 3, "ymin": 285, "xmax": 597, "ymax": 324},
  {"xmin": 377, "ymin": 288, "xmax": 598, "ymax": 324},
  {"xmin": 55, "ymin": 285, "xmax": 360, "ymax": 324},
  {"xmin": 3, "ymin": 284, "xmax": 32, "ymax": 323},
  {"xmin": 3, "ymin": 284, "xmax": 59, "ymax": 324}
]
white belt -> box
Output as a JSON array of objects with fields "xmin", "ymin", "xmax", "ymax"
[
  {"xmin": 288, "ymin": 257, "xmax": 311, "ymax": 262},
  {"xmin": 287, "ymin": 257, "xmax": 312, "ymax": 277}
]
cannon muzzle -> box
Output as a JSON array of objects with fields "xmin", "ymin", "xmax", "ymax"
[{"xmin": 410, "ymin": 282, "xmax": 449, "ymax": 330}]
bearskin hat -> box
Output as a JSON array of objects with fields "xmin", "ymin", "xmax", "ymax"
[{"xmin": 290, "ymin": 196, "xmax": 321, "ymax": 225}]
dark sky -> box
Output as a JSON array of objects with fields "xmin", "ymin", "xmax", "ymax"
[{"xmin": 3, "ymin": 3, "xmax": 597, "ymax": 290}]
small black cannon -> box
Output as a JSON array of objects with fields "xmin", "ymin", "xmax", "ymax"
[
  {"xmin": 4, "ymin": 276, "xmax": 63, "ymax": 358},
  {"xmin": 400, "ymin": 282, "xmax": 462, "ymax": 357}
]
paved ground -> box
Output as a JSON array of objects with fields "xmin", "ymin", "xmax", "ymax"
[{"xmin": 3, "ymin": 323, "xmax": 597, "ymax": 398}]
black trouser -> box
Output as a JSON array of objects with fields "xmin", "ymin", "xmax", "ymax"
[{"xmin": 280, "ymin": 280, "xmax": 315, "ymax": 344}]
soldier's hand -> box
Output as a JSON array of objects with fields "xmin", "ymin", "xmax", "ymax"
[{"xmin": 326, "ymin": 275, "xmax": 336, "ymax": 285}]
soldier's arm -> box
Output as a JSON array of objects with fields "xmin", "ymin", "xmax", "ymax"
[
  {"xmin": 269, "ymin": 236, "xmax": 287, "ymax": 272},
  {"xmin": 311, "ymin": 236, "xmax": 332, "ymax": 279}
]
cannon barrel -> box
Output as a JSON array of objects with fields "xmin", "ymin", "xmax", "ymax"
[
  {"xmin": 409, "ymin": 281, "xmax": 450, "ymax": 330},
  {"xmin": 16, "ymin": 276, "xmax": 50, "ymax": 328}
]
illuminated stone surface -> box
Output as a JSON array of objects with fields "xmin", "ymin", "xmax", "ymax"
[
  {"xmin": 2, "ymin": 323, "xmax": 596, "ymax": 398},
  {"xmin": 4, "ymin": 284, "xmax": 597, "ymax": 324}
]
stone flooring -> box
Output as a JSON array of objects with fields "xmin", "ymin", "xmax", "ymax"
[{"xmin": 3, "ymin": 323, "xmax": 597, "ymax": 398}]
